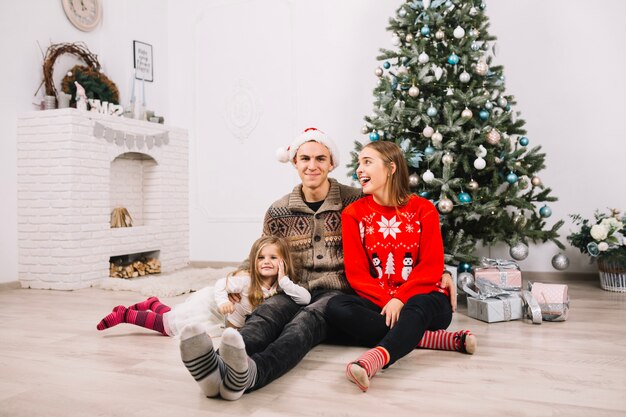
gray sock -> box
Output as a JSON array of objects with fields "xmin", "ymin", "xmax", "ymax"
[
  {"xmin": 219, "ymin": 328, "xmax": 257, "ymax": 401},
  {"xmin": 179, "ymin": 323, "xmax": 224, "ymax": 398}
]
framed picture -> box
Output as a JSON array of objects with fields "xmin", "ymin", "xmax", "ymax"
[{"xmin": 133, "ymin": 40, "xmax": 153, "ymax": 82}]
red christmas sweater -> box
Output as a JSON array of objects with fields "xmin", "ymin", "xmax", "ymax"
[{"xmin": 342, "ymin": 194, "xmax": 447, "ymax": 308}]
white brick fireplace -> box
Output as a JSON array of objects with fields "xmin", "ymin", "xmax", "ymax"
[{"xmin": 17, "ymin": 109, "xmax": 189, "ymax": 290}]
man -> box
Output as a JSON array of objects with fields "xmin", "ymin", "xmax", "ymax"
[{"xmin": 179, "ymin": 127, "xmax": 465, "ymax": 401}]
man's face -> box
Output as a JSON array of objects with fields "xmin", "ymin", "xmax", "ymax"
[{"xmin": 293, "ymin": 141, "xmax": 334, "ymax": 192}]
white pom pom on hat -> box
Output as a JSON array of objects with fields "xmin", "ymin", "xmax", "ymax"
[{"xmin": 276, "ymin": 127, "xmax": 340, "ymax": 169}]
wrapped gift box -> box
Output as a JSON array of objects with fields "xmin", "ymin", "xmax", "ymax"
[
  {"xmin": 467, "ymin": 294, "xmax": 523, "ymax": 323},
  {"xmin": 474, "ymin": 267, "xmax": 522, "ymax": 290}
]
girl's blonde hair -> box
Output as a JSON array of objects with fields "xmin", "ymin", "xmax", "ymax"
[
  {"xmin": 229, "ymin": 236, "xmax": 296, "ymax": 307},
  {"xmin": 363, "ymin": 141, "xmax": 411, "ymax": 206}
]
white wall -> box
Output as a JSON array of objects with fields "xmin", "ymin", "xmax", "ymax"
[{"xmin": 1, "ymin": 0, "xmax": 625, "ymax": 284}]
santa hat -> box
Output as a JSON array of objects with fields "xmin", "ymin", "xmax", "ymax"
[{"xmin": 276, "ymin": 127, "xmax": 340, "ymax": 169}]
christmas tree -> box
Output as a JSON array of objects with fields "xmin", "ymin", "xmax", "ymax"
[{"xmin": 350, "ymin": 0, "xmax": 564, "ymax": 267}]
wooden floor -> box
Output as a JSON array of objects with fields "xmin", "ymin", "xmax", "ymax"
[{"xmin": 0, "ymin": 273, "xmax": 625, "ymax": 417}]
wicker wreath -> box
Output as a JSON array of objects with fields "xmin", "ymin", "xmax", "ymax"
[
  {"xmin": 61, "ymin": 65, "xmax": 120, "ymax": 106},
  {"xmin": 42, "ymin": 42, "xmax": 101, "ymax": 97}
]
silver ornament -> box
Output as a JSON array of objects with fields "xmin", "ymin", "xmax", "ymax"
[
  {"xmin": 398, "ymin": 8, "xmax": 407, "ymax": 18},
  {"xmin": 509, "ymin": 242, "xmax": 529, "ymax": 261},
  {"xmin": 361, "ymin": 126, "xmax": 370, "ymax": 135},
  {"xmin": 374, "ymin": 67, "xmax": 383, "ymax": 77},
  {"xmin": 409, "ymin": 173, "xmax": 420, "ymax": 187},
  {"xmin": 467, "ymin": 179, "xmax": 479, "ymax": 190},
  {"xmin": 497, "ymin": 97, "xmax": 508, "ymax": 107},
  {"xmin": 406, "ymin": 33, "xmax": 414, "ymax": 42},
  {"xmin": 437, "ymin": 197, "xmax": 453, "ymax": 213},
  {"xmin": 551, "ymin": 253, "xmax": 570, "ymax": 271},
  {"xmin": 442, "ymin": 153, "xmax": 453, "ymax": 165},
  {"xmin": 457, "ymin": 272, "xmax": 474, "ymax": 291},
  {"xmin": 461, "ymin": 107, "xmax": 473, "ymax": 118},
  {"xmin": 531, "ymin": 176, "xmax": 542, "ymax": 187},
  {"xmin": 431, "ymin": 131, "xmax": 443, "ymax": 146},
  {"xmin": 435, "ymin": 30, "xmax": 445, "ymax": 40},
  {"xmin": 459, "ymin": 71, "xmax": 471, "ymax": 83}
]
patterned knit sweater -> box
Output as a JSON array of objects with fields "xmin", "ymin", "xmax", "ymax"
[
  {"xmin": 341, "ymin": 194, "xmax": 447, "ymax": 307},
  {"xmin": 262, "ymin": 178, "xmax": 362, "ymax": 292}
]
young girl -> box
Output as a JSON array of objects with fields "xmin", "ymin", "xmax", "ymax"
[
  {"xmin": 96, "ymin": 236, "xmax": 310, "ymax": 337},
  {"xmin": 326, "ymin": 141, "xmax": 477, "ymax": 392}
]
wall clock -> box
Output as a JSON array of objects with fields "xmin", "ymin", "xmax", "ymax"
[{"xmin": 62, "ymin": 0, "xmax": 102, "ymax": 32}]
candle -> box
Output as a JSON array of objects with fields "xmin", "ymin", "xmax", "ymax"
[
  {"xmin": 130, "ymin": 70, "xmax": 136, "ymax": 103},
  {"xmin": 142, "ymin": 77, "xmax": 146, "ymax": 105}
]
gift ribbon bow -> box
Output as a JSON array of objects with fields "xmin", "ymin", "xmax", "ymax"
[{"xmin": 480, "ymin": 257, "xmax": 520, "ymax": 270}]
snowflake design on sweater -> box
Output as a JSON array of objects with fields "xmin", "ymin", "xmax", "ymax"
[
  {"xmin": 377, "ymin": 215, "xmax": 402, "ymax": 239},
  {"xmin": 405, "ymin": 223, "xmax": 414, "ymax": 233}
]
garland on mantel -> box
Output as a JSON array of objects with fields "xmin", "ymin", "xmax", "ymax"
[{"xmin": 93, "ymin": 122, "xmax": 169, "ymax": 150}]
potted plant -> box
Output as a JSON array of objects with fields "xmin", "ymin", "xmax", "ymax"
[{"xmin": 568, "ymin": 209, "xmax": 626, "ymax": 292}]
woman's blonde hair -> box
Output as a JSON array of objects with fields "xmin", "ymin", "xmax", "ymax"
[
  {"xmin": 229, "ymin": 236, "xmax": 296, "ymax": 307},
  {"xmin": 363, "ymin": 141, "xmax": 411, "ymax": 206}
]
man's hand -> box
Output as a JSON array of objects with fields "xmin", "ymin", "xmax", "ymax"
[
  {"xmin": 227, "ymin": 293, "xmax": 242, "ymax": 304},
  {"xmin": 381, "ymin": 298, "xmax": 404, "ymax": 328},
  {"xmin": 441, "ymin": 271, "xmax": 457, "ymax": 312},
  {"xmin": 218, "ymin": 301, "xmax": 235, "ymax": 315}
]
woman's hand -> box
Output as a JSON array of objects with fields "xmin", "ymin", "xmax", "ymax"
[
  {"xmin": 440, "ymin": 271, "xmax": 457, "ymax": 312},
  {"xmin": 218, "ymin": 301, "xmax": 235, "ymax": 315},
  {"xmin": 381, "ymin": 298, "xmax": 404, "ymax": 328}
]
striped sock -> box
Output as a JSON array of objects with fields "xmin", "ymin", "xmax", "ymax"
[
  {"xmin": 96, "ymin": 305, "xmax": 167, "ymax": 335},
  {"xmin": 346, "ymin": 346, "xmax": 389, "ymax": 392},
  {"xmin": 219, "ymin": 328, "xmax": 257, "ymax": 401},
  {"xmin": 417, "ymin": 329, "xmax": 476, "ymax": 354},
  {"xmin": 128, "ymin": 297, "xmax": 171, "ymax": 314},
  {"xmin": 179, "ymin": 324, "xmax": 224, "ymax": 398}
]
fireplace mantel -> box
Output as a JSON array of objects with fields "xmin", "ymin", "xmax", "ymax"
[{"xmin": 17, "ymin": 109, "xmax": 189, "ymax": 290}]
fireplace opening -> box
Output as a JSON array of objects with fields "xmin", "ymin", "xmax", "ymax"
[{"xmin": 109, "ymin": 250, "xmax": 161, "ymax": 278}]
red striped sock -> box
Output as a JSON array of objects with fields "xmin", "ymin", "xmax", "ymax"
[
  {"xmin": 417, "ymin": 329, "xmax": 472, "ymax": 352},
  {"xmin": 97, "ymin": 305, "xmax": 167, "ymax": 335},
  {"xmin": 355, "ymin": 346, "xmax": 389, "ymax": 379},
  {"xmin": 128, "ymin": 297, "xmax": 171, "ymax": 314}
]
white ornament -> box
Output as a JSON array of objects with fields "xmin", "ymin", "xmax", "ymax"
[
  {"xmin": 453, "ymin": 26, "xmax": 465, "ymax": 39},
  {"xmin": 475, "ymin": 145, "xmax": 487, "ymax": 158},
  {"xmin": 422, "ymin": 126, "xmax": 434, "ymax": 138},
  {"xmin": 433, "ymin": 66, "xmax": 444, "ymax": 80},
  {"xmin": 422, "ymin": 169, "xmax": 435, "ymax": 182},
  {"xmin": 442, "ymin": 153, "xmax": 453, "ymax": 165},
  {"xmin": 423, "ymin": 0, "xmax": 431, "ymax": 9},
  {"xmin": 391, "ymin": 34, "xmax": 401, "ymax": 46},
  {"xmin": 459, "ymin": 71, "xmax": 471, "ymax": 83},
  {"xmin": 408, "ymin": 85, "xmax": 420, "ymax": 97},
  {"xmin": 418, "ymin": 52, "xmax": 430, "ymax": 64},
  {"xmin": 431, "ymin": 131, "xmax": 443, "ymax": 146},
  {"xmin": 473, "ymin": 157, "xmax": 486, "ymax": 170}
]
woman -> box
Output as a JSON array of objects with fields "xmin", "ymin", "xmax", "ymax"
[{"xmin": 326, "ymin": 141, "xmax": 475, "ymax": 392}]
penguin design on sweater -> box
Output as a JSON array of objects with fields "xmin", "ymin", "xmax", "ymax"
[
  {"xmin": 401, "ymin": 252, "xmax": 413, "ymax": 281},
  {"xmin": 371, "ymin": 253, "xmax": 383, "ymax": 279}
]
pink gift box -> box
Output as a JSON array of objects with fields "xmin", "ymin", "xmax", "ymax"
[{"xmin": 474, "ymin": 267, "xmax": 522, "ymax": 290}]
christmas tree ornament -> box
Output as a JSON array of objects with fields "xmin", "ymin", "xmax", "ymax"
[
  {"xmin": 551, "ymin": 253, "xmax": 570, "ymax": 271},
  {"xmin": 479, "ymin": 109, "xmax": 490, "ymax": 121},
  {"xmin": 458, "ymin": 262, "xmax": 472, "ymax": 273},
  {"xmin": 409, "ymin": 173, "xmax": 420, "ymax": 187},
  {"xmin": 406, "ymin": 33, "xmax": 414, "ymax": 42},
  {"xmin": 446, "ymin": 87, "xmax": 454, "ymax": 95},
  {"xmin": 433, "ymin": 66, "xmax": 444, "ymax": 80},
  {"xmin": 469, "ymin": 6, "xmax": 478, "ymax": 16},
  {"xmin": 418, "ymin": 52, "xmax": 430, "ymax": 64},
  {"xmin": 484, "ymin": 101, "xmax": 493, "ymax": 110},
  {"xmin": 419, "ymin": 191, "xmax": 430, "ymax": 198},
  {"xmin": 409, "ymin": 153, "xmax": 423, "ymax": 167},
  {"xmin": 396, "ymin": 66, "xmax": 409, "ymax": 75},
  {"xmin": 506, "ymin": 171, "xmax": 519, "ymax": 184},
  {"xmin": 539, "ymin": 205, "xmax": 552, "ymax": 218},
  {"xmin": 475, "ymin": 59, "xmax": 489, "ymax": 76},
  {"xmin": 398, "ymin": 8, "xmax": 407, "ymax": 17},
  {"xmin": 509, "ymin": 242, "xmax": 529, "ymax": 260},
  {"xmin": 375, "ymin": 67, "xmax": 384, "ymax": 77},
  {"xmin": 447, "ymin": 53, "xmax": 460, "ymax": 65},
  {"xmin": 461, "ymin": 107, "xmax": 473, "ymax": 118},
  {"xmin": 531, "ymin": 176, "xmax": 542, "ymax": 187},
  {"xmin": 513, "ymin": 211, "xmax": 527, "ymax": 228},
  {"xmin": 459, "ymin": 71, "xmax": 471, "ymax": 83},
  {"xmin": 352, "ymin": 173, "xmax": 358, "ymax": 180},
  {"xmin": 383, "ymin": 61, "xmax": 391, "ymax": 69},
  {"xmin": 435, "ymin": 29, "xmax": 445, "ymax": 40},
  {"xmin": 519, "ymin": 136, "xmax": 529, "ymax": 146},
  {"xmin": 421, "ymin": 25, "xmax": 430, "ymax": 36},
  {"xmin": 475, "ymin": 145, "xmax": 487, "ymax": 157},
  {"xmin": 423, "ymin": 0, "xmax": 431, "ymax": 9},
  {"xmin": 422, "ymin": 126, "xmax": 434, "ymax": 137},
  {"xmin": 453, "ymin": 26, "xmax": 465, "ymax": 39},
  {"xmin": 408, "ymin": 85, "xmax": 420, "ymax": 97},
  {"xmin": 361, "ymin": 125, "xmax": 370, "ymax": 135},
  {"xmin": 470, "ymin": 28, "xmax": 481, "ymax": 38},
  {"xmin": 473, "ymin": 157, "xmax": 486, "ymax": 170},
  {"xmin": 492, "ymin": 107, "xmax": 504, "ymax": 117},
  {"xmin": 431, "ymin": 131, "xmax": 443, "ymax": 146},
  {"xmin": 400, "ymin": 138, "xmax": 411, "ymax": 152},
  {"xmin": 518, "ymin": 176, "xmax": 529, "ymax": 190},
  {"xmin": 422, "ymin": 169, "xmax": 435, "ymax": 182},
  {"xmin": 494, "ymin": 157, "xmax": 502, "ymax": 164},
  {"xmin": 442, "ymin": 152, "xmax": 453, "ymax": 165},
  {"xmin": 467, "ymin": 179, "xmax": 479, "ymax": 190},
  {"xmin": 426, "ymin": 106, "xmax": 438, "ymax": 117},
  {"xmin": 457, "ymin": 271, "xmax": 474, "ymax": 291},
  {"xmin": 486, "ymin": 129, "xmax": 501, "ymax": 145},
  {"xmin": 480, "ymin": 2, "xmax": 486, "ymax": 10},
  {"xmin": 424, "ymin": 145, "xmax": 435, "ymax": 156},
  {"xmin": 438, "ymin": 197, "xmax": 454, "ymax": 213},
  {"xmin": 471, "ymin": 42, "xmax": 480, "ymax": 51},
  {"xmin": 391, "ymin": 34, "xmax": 401, "ymax": 46},
  {"xmin": 497, "ymin": 97, "xmax": 508, "ymax": 107},
  {"xmin": 458, "ymin": 191, "xmax": 471, "ymax": 203},
  {"xmin": 369, "ymin": 131, "xmax": 380, "ymax": 141}
]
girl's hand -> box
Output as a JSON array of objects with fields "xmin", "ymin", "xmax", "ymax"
[
  {"xmin": 218, "ymin": 301, "xmax": 235, "ymax": 315},
  {"xmin": 381, "ymin": 298, "xmax": 404, "ymax": 328},
  {"xmin": 278, "ymin": 259, "xmax": 286, "ymax": 280}
]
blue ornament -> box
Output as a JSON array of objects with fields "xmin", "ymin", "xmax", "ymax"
[
  {"xmin": 447, "ymin": 53, "xmax": 460, "ymax": 65},
  {"xmin": 369, "ymin": 132, "xmax": 380, "ymax": 141},
  {"xmin": 391, "ymin": 76, "xmax": 398, "ymax": 90},
  {"xmin": 479, "ymin": 110, "xmax": 490, "ymax": 121},
  {"xmin": 458, "ymin": 192, "xmax": 472, "ymax": 203},
  {"xmin": 421, "ymin": 25, "xmax": 430, "ymax": 36},
  {"xmin": 458, "ymin": 262, "xmax": 473, "ymax": 273},
  {"xmin": 424, "ymin": 145, "xmax": 435, "ymax": 156},
  {"xmin": 408, "ymin": 153, "xmax": 423, "ymax": 168},
  {"xmin": 506, "ymin": 172, "xmax": 519, "ymax": 184},
  {"xmin": 352, "ymin": 173, "xmax": 358, "ymax": 180},
  {"xmin": 519, "ymin": 136, "xmax": 529, "ymax": 146},
  {"xmin": 419, "ymin": 191, "xmax": 430, "ymax": 198},
  {"xmin": 400, "ymin": 138, "xmax": 411, "ymax": 151},
  {"xmin": 426, "ymin": 106, "xmax": 438, "ymax": 117},
  {"xmin": 383, "ymin": 61, "xmax": 391, "ymax": 69},
  {"xmin": 539, "ymin": 205, "xmax": 552, "ymax": 218},
  {"xmin": 505, "ymin": 104, "xmax": 511, "ymax": 111}
]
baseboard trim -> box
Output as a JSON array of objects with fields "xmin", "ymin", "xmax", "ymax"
[{"xmin": 0, "ymin": 281, "xmax": 21, "ymax": 291}]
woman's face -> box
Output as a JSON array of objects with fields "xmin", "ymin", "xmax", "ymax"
[
  {"xmin": 256, "ymin": 243, "xmax": 281, "ymax": 278},
  {"xmin": 356, "ymin": 146, "xmax": 393, "ymax": 198}
]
